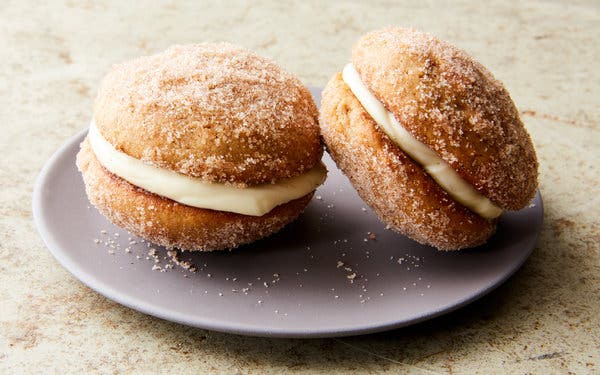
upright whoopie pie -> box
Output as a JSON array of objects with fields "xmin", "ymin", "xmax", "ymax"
[
  {"xmin": 320, "ymin": 27, "xmax": 538, "ymax": 250},
  {"xmin": 77, "ymin": 43, "xmax": 326, "ymax": 251}
]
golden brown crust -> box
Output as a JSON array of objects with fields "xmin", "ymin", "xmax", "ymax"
[
  {"xmin": 352, "ymin": 27, "xmax": 538, "ymax": 209},
  {"xmin": 76, "ymin": 139, "xmax": 312, "ymax": 251},
  {"xmin": 320, "ymin": 73, "xmax": 496, "ymax": 250},
  {"xmin": 94, "ymin": 43, "xmax": 322, "ymax": 186}
]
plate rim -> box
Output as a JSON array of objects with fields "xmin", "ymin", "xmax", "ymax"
[{"xmin": 32, "ymin": 129, "xmax": 543, "ymax": 338}]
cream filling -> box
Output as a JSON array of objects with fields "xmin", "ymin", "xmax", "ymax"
[
  {"xmin": 342, "ymin": 63, "xmax": 502, "ymax": 219},
  {"xmin": 88, "ymin": 121, "xmax": 326, "ymax": 216}
]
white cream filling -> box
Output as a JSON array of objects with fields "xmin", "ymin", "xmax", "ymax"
[
  {"xmin": 342, "ymin": 63, "xmax": 502, "ymax": 219},
  {"xmin": 88, "ymin": 121, "xmax": 326, "ymax": 216}
]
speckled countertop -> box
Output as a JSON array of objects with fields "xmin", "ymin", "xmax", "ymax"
[{"xmin": 1, "ymin": 1, "xmax": 599, "ymax": 373}]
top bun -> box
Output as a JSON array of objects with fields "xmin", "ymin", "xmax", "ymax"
[
  {"xmin": 93, "ymin": 43, "xmax": 322, "ymax": 186},
  {"xmin": 352, "ymin": 27, "xmax": 538, "ymax": 209}
]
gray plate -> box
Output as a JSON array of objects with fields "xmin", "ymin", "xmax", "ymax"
[{"xmin": 33, "ymin": 89, "xmax": 543, "ymax": 338}]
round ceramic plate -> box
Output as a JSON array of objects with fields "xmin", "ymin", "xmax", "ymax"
[{"xmin": 33, "ymin": 89, "xmax": 543, "ymax": 338}]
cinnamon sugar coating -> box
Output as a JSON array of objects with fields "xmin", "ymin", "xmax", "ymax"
[
  {"xmin": 320, "ymin": 74, "xmax": 495, "ymax": 250},
  {"xmin": 77, "ymin": 139, "xmax": 312, "ymax": 251},
  {"xmin": 352, "ymin": 27, "xmax": 538, "ymax": 209},
  {"xmin": 94, "ymin": 43, "xmax": 322, "ymax": 186}
]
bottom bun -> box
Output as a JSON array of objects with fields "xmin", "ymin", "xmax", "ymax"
[
  {"xmin": 320, "ymin": 73, "xmax": 496, "ymax": 250},
  {"xmin": 76, "ymin": 139, "xmax": 313, "ymax": 251}
]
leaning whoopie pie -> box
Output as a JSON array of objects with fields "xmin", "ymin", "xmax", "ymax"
[{"xmin": 320, "ymin": 27, "xmax": 538, "ymax": 250}]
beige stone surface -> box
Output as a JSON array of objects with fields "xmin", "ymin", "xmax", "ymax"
[{"xmin": 1, "ymin": 0, "xmax": 599, "ymax": 373}]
